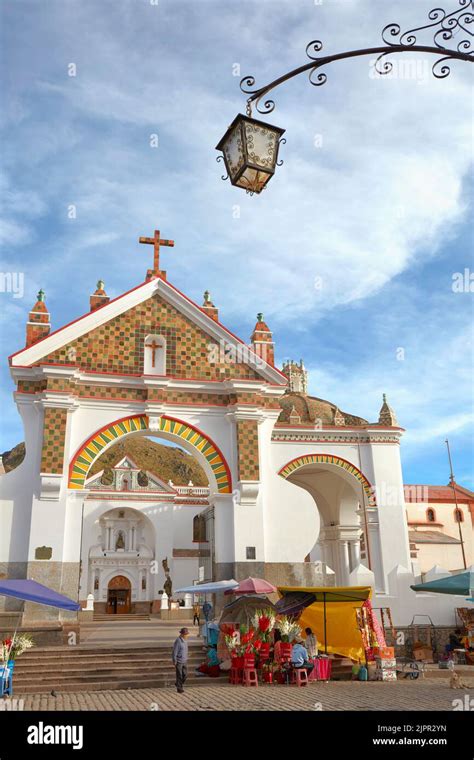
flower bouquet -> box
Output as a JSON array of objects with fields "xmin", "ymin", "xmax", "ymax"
[
  {"xmin": 251, "ymin": 609, "xmax": 276, "ymax": 643},
  {"xmin": 1, "ymin": 634, "xmax": 34, "ymax": 662},
  {"xmin": 275, "ymin": 616, "xmax": 301, "ymax": 643}
]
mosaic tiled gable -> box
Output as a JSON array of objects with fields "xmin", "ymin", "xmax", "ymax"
[
  {"xmin": 36, "ymin": 294, "xmax": 262, "ymax": 382},
  {"xmin": 236, "ymin": 419, "xmax": 260, "ymax": 481},
  {"xmin": 40, "ymin": 407, "xmax": 68, "ymax": 474}
]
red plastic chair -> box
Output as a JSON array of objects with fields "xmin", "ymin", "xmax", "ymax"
[
  {"xmin": 242, "ymin": 654, "xmax": 258, "ymax": 687},
  {"xmin": 291, "ymin": 667, "xmax": 309, "ymax": 687},
  {"xmin": 229, "ymin": 655, "xmax": 243, "ymax": 684}
]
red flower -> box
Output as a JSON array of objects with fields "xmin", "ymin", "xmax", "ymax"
[
  {"xmin": 241, "ymin": 628, "xmax": 255, "ymax": 645},
  {"xmin": 258, "ymin": 616, "xmax": 271, "ymax": 633}
]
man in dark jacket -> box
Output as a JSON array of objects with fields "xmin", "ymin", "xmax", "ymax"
[{"xmin": 172, "ymin": 627, "xmax": 189, "ymax": 693}]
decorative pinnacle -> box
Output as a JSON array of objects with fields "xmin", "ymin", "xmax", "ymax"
[
  {"xmin": 37, "ymin": 289, "xmax": 45, "ymax": 302},
  {"xmin": 96, "ymin": 279, "xmax": 105, "ymax": 291},
  {"xmin": 203, "ymin": 290, "xmax": 211, "ymax": 304},
  {"xmin": 257, "ymin": 312, "xmax": 263, "ymax": 322},
  {"xmin": 383, "ymin": 393, "xmax": 387, "ymax": 403}
]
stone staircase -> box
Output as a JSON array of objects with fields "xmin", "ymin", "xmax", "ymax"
[
  {"xmin": 329, "ymin": 656, "xmax": 353, "ymax": 681},
  {"xmin": 92, "ymin": 613, "xmax": 150, "ymax": 622},
  {"xmin": 11, "ymin": 644, "xmax": 210, "ymax": 694}
]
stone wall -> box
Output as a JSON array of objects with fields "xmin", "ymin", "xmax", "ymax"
[{"xmin": 384, "ymin": 625, "xmax": 461, "ymax": 659}]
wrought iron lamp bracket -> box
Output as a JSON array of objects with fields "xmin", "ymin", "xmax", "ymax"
[{"xmin": 239, "ymin": 0, "xmax": 473, "ymax": 115}]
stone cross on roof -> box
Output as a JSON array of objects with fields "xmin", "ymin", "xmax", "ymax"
[{"xmin": 139, "ymin": 228, "xmax": 174, "ymax": 280}]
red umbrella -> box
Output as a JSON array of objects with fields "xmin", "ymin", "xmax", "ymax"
[{"xmin": 224, "ymin": 577, "xmax": 277, "ymax": 596}]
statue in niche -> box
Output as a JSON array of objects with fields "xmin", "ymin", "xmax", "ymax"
[
  {"xmin": 115, "ymin": 530, "xmax": 125, "ymax": 550},
  {"xmin": 162, "ymin": 557, "xmax": 170, "ymax": 574}
]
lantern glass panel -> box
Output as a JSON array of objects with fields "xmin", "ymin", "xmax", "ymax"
[
  {"xmin": 222, "ymin": 122, "xmax": 245, "ymax": 181},
  {"xmin": 235, "ymin": 167, "xmax": 271, "ymax": 194},
  {"xmin": 244, "ymin": 121, "xmax": 279, "ymax": 171}
]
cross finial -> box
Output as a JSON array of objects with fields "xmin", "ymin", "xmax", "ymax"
[{"xmin": 139, "ymin": 228, "xmax": 175, "ymax": 281}]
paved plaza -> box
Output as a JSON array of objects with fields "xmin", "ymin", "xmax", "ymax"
[{"xmin": 13, "ymin": 677, "xmax": 474, "ymax": 712}]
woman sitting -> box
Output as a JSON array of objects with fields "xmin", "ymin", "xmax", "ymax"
[{"xmin": 196, "ymin": 645, "xmax": 221, "ymax": 677}]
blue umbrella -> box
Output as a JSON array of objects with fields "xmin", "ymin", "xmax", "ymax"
[
  {"xmin": 0, "ymin": 580, "xmax": 80, "ymax": 691},
  {"xmin": 0, "ymin": 580, "xmax": 81, "ymax": 611}
]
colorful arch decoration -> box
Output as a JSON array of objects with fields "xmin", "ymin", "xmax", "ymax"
[
  {"xmin": 68, "ymin": 414, "xmax": 232, "ymax": 493},
  {"xmin": 278, "ymin": 454, "xmax": 376, "ymax": 506}
]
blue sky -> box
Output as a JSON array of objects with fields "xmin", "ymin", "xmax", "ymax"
[{"xmin": 0, "ymin": 0, "xmax": 473, "ymax": 487}]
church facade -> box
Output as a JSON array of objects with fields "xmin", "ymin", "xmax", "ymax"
[
  {"xmin": 83, "ymin": 456, "xmax": 210, "ymax": 613},
  {"xmin": 0, "ymin": 231, "xmax": 468, "ymax": 626}
]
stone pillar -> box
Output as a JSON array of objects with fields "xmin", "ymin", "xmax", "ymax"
[
  {"xmin": 341, "ymin": 540, "xmax": 351, "ymax": 585},
  {"xmin": 349, "ymin": 539, "xmax": 361, "ymax": 571}
]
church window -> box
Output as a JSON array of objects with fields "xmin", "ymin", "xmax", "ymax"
[
  {"xmin": 246, "ymin": 546, "xmax": 256, "ymax": 560},
  {"xmin": 193, "ymin": 515, "xmax": 207, "ymax": 542},
  {"xmin": 454, "ymin": 508, "xmax": 464, "ymax": 523},
  {"xmin": 94, "ymin": 576, "xmax": 99, "ymax": 590},
  {"xmin": 426, "ymin": 508, "xmax": 436, "ymax": 523},
  {"xmin": 141, "ymin": 576, "xmax": 147, "ymax": 591}
]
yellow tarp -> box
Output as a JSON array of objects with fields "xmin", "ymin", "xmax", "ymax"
[{"xmin": 277, "ymin": 586, "xmax": 372, "ymax": 662}]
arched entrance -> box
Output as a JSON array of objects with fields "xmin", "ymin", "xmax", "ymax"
[
  {"xmin": 68, "ymin": 413, "xmax": 232, "ymax": 494},
  {"xmin": 278, "ymin": 454, "xmax": 383, "ymax": 589},
  {"xmin": 107, "ymin": 575, "xmax": 132, "ymax": 615}
]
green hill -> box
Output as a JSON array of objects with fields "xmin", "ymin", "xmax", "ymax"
[{"xmin": 1, "ymin": 438, "xmax": 208, "ymax": 486}]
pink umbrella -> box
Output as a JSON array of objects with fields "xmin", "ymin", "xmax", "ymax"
[{"xmin": 224, "ymin": 577, "xmax": 277, "ymax": 596}]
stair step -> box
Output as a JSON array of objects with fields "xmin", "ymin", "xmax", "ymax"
[{"xmin": 13, "ymin": 676, "xmax": 226, "ymax": 694}]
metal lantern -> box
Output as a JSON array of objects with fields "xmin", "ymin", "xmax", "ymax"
[{"xmin": 216, "ymin": 114, "xmax": 285, "ymax": 194}]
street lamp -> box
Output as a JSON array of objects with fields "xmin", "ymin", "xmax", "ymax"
[
  {"xmin": 215, "ymin": 113, "xmax": 285, "ymax": 195},
  {"xmin": 216, "ymin": 0, "xmax": 473, "ymax": 193}
]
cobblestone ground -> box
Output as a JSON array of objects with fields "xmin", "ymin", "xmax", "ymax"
[{"xmin": 15, "ymin": 679, "xmax": 474, "ymax": 712}]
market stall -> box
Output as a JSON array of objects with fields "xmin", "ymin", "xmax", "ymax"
[
  {"xmin": 276, "ymin": 585, "xmax": 377, "ymax": 661},
  {"xmin": 0, "ymin": 579, "xmax": 81, "ymax": 696}
]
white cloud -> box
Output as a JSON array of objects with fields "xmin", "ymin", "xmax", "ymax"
[{"xmin": 0, "ymin": 0, "xmax": 472, "ymax": 480}]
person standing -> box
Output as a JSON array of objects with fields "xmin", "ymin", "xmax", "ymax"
[
  {"xmin": 192, "ymin": 602, "xmax": 200, "ymax": 627},
  {"xmin": 202, "ymin": 600, "xmax": 212, "ymax": 621},
  {"xmin": 305, "ymin": 627, "xmax": 318, "ymax": 659},
  {"xmin": 172, "ymin": 627, "xmax": 189, "ymax": 693}
]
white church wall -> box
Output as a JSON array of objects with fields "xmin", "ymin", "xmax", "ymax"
[
  {"xmin": 366, "ymin": 441, "xmax": 411, "ymax": 591},
  {"xmin": 374, "ymin": 565, "xmax": 469, "ymax": 626},
  {"xmin": 0, "ymin": 399, "xmax": 42, "ymax": 564},
  {"xmin": 172, "ymin": 558, "xmax": 199, "ymax": 593}
]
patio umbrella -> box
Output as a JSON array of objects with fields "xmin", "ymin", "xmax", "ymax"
[
  {"xmin": 410, "ymin": 566, "xmax": 474, "ymax": 599},
  {"xmin": 224, "ymin": 577, "xmax": 277, "ymax": 596},
  {"xmin": 174, "ymin": 579, "xmax": 238, "ymax": 594},
  {"xmin": 0, "ymin": 580, "xmax": 81, "ymax": 611},
  {"xmin": 0, "ymin": 579, "xmax": 81, "ymax": 684},
  {"xmin": 219, "ymin": 595, "xmax": 276, "ymax": 626}
]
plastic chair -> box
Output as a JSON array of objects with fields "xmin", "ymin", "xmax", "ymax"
[
  {"xmin": 242, "ymin": 654, "xmax": 258, "ymax": 687},
  {"xmin": 291, "ymin": 667, "xmax": 309, "ymax": 687},
  {"xmin": 229, "ymin": 656, "xmax": 243, "ymax": 684}
]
